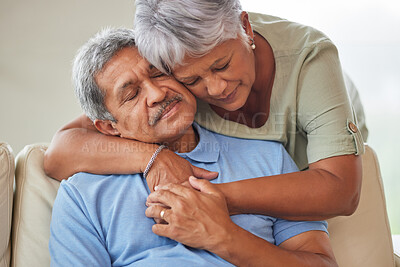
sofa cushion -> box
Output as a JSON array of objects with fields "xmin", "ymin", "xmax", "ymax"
[
  {"xmin": 327, "ymin": 145, "xmax": 395, "ymax": 266},
  {"xmin": 12, "ymin": 144, "xmax": 59, "ymax": 267},
  {"xmin": 0, "ymin": 143, "xmax": 14, "ymax": 267}
]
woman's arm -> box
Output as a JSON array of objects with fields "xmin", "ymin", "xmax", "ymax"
[
  {"xmin": 44, "ymin": 115, "xmax": 218, "ymax": 188},
  {"xmin": 216, "ymin": 228, "xmax": 337, "ymax": 267},
  {"xmin": 225, "ymin": 34, "xmax": 361, "ymax": 220},
  {"xmin": 44, "ymin": 114, "xmax": 156, "ymax": 180},
  {"xmin": 218, "ymin": 154, "xmax": 362, "ymax": 220},
  {"xmin": 146, "ymin": 177, "xmax": 337, "ymax": 267}
]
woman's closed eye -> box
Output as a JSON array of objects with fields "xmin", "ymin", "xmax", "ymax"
[
  {"xmin": 214, "ymin": 61, "xmax": 230, "ymax": 72},
  {"xmin": 150, "ymin": 71, "xmax": 168, "ymax": 80},
  {"xmin": 183, "ymin": 77, "xmax": 200, "ymax": 87}
]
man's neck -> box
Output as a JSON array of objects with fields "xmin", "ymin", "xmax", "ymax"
[{"xmin": 161, "ymin": 126, "xmax": 199, "ymax": 153}]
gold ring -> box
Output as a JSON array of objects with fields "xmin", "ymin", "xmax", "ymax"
[{"xmin": 160, "ymin": 209, "xmax": 166, "ymax": 220}]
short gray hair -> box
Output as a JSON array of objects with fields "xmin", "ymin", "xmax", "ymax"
[
  {"xmin": 134, "ymin": 0, "xmax": 246, "ymax": 74},
  {"xmin": 72, "ymin": 28, "xmax": 136, "ymax": 122}
]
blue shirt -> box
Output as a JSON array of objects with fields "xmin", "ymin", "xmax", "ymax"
[{"xmin": 49, "ymin": 123, "xmax": 327, "ymax": 266}]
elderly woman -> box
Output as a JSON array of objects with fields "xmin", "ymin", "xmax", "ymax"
[{"xmin": 45, "ymin": 0, "xmax": 366, "ymax": 238}]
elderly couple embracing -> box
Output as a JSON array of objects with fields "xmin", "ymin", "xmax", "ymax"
[{"xmin": 46, "ymin": 0, "xmax": 367, "ymax": 266}]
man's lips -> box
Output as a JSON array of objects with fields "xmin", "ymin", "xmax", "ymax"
[
  {"xmin": 159, "ymin": 100, "xmax": 179, "ymax": 119},
  {"xmin": 149, "ymin": 95, "xmax": 183, "ymax": 126}
]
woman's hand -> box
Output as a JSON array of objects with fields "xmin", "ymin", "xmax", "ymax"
[
  {"xmin": 146, "ymin": 149, "xmax": 218, "ymax": 192},
  {"xmin": 145, "ymin": 176, "xmax": 237, "ymax": 251}
]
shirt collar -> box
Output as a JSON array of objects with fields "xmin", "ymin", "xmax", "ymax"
[{"xmin": 176, "ymin": 123, "xmax": 220, "ymax": 163}]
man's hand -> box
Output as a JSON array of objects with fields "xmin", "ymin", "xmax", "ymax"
[{"xmin": 145, "ymin": 148, "xmax": 218, "ymax": 192}]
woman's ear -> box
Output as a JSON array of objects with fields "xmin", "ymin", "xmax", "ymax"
[
  {"xmin": 240, "ymin": 11, "xmax": 254, "ymax": 39},
  {"xmin": 94, "ymin": 119, "xmax": 120, "ymax": 136}
]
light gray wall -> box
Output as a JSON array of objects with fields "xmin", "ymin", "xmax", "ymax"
[{"xmin": 0, "ymin": 0, "xmax": 135, "ymax": 155}]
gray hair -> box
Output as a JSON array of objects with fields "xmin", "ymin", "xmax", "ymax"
[
  {"xmin": 72, "ymin": 28, "xmax": 136, "ymax": 122},
  {"xmin": 134, "ymin": 0, "xmax": 246, "ymax": 74}
]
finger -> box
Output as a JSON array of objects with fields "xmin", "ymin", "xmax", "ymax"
[
  {"xmin": 180, "ymin": 180, "xmax": 191, "ymax": 188},
  {"xmin": 189, "ymin": 176, "xmax": 221, "ymax": 196},
  {"xmin": 154, "ymin": 182, "xmax": 177, "ymax": 192},
  {"xmin": 145, "ymin": 205, "xmax": 170, "ymax": 223},
  {"xmin": 154, "ymin": 182, "xmax": 194, "ymax": 198},
  {"xmin": 152, "ymin": 224, "xmax": 172, "ymax": 238},
  {"xmin": 146, "ymin": 188, "xmax": 182, "ymax": 207},
  {"xmin": 154, "ymin": 218, "xmax": 164, "ymax": 224},
  {"xmin": 191, "ymin": 165, "xmax": 218, "ymax": 180},
  {"xmin": 146, "ymin": 202, "xmax": 169, "ymax": 208}
]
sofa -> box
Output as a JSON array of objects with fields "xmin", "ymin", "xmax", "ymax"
[
  {"xmin": 0, "ymin": 143, "xmax": 14, "ymax": 267},
  {"xmin": 1, "ymin": 142, "xmax": 399, "ymax": 266}
]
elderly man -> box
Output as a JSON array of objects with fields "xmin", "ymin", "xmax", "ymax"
[{"xmin": 49, "ymin": 28, "xmax": 337, "ymax": 266}]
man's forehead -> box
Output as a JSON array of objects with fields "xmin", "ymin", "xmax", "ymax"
[{"xmin": 127, "ymin": 49, "xmax": 156, "ymax": 72}]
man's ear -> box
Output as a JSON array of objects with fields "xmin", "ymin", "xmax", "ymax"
[
  {"xmin": 94, "ymin": 119, "xmax": 121, "ymax": 136},
  {"xmin": 240, "ymin": 11, "xmax": 254, "ymax": 39}
]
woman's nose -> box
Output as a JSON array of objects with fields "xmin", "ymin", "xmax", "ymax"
[{"xmin": 204, "ymin": 74, "xmax": 228, "ymax": 97}]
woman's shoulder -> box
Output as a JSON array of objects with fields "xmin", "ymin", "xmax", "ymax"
[{"xmin": 248, "ymin": 12, "xmax": 333, "ymax": 52}]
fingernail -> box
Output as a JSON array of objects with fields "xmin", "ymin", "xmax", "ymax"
[{"xmin": 154, "ymin": 186, "xmax": 159, "ymax": 191}]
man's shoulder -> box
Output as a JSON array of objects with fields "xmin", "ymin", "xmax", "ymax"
[
  {"xmin": 55, "ymin": 171, "xmax": 149, "ymax": 215},
  {"xmin": 64, "ymin": 172, "xmax": 144, "ymax": 196},
  {"xmin": 67, "ymin": 172, "xmax": 117, "ymax": 186}
]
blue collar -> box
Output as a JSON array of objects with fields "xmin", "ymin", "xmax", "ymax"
[{"xmin": 176, "ymin": 123, "xmax": 220, "ymax": 163}]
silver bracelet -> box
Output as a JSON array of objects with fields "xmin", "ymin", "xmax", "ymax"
[{"xmin": 143, "ymin": 145, "xmax": 167, "ymax": 178}]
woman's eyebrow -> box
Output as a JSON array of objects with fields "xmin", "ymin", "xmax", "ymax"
[
  {"xmin": 175, "ymin": 55, "xmax": 231, "ymax": 81},
  {"xmin": 208, "ymin": 55, "xmax": 229, "ymax": 69}
]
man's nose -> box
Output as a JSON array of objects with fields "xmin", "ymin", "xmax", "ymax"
[
  {"xmin": 144, "ymin": 81, "xmax": 166, "ymax": 107},
  {"xmin": 204, "ymin": 74, "xmax": 228, "ymax": 97}
]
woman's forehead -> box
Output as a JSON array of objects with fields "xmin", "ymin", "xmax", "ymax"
[{"xmin": 173, "ymin": 40, "xmax": 238, "ymax": 77}]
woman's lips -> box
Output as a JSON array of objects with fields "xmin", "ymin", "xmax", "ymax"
[{"xmin": 217, "ymin": 87, "xmax": 237, "ymax": 103}]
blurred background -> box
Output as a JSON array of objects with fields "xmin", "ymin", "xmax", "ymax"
[{"xmin": 0, "ymin": 0, "xmax": 399, "ymax": 247}]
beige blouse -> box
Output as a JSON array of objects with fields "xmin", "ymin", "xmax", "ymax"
[{"xmin": 195, "ymin": 12, "xmax": 366, "ymax": 170}]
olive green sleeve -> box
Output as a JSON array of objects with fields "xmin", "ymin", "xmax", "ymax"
[{"xmin": 296, "ymin": 40, "xmax": 365, "ymax": 164}]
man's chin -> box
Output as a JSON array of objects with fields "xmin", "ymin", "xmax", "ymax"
[
  {"xmin": 152, "ymin": 119, "xmax": 193, "ymax": 140},
  {"xmin": 159, "ymin": 119, "xmax": 193, "ymax": 134}
]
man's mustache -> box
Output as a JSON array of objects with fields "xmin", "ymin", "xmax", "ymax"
[{"xmin": 148, "ymin": 94, "xmax": 183, "ymax": 126}]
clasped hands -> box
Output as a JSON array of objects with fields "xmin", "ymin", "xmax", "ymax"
[
  {"xmin": 144, "ymin": 150, "xmax": 237, "ymax": 251},
  {"xmin": 145, "ymin": 176, "xmax": 238, "ymax": 252}
]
